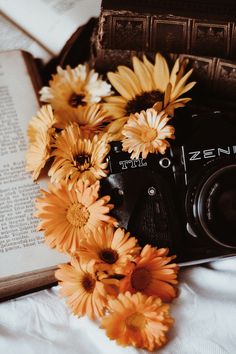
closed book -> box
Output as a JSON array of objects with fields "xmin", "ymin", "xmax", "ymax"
[
  {"xmin": 96, "ymin": 0, "xmax": 236, "ymax": 60},
  {"xmin": 91, "ymin": 47, "xmax": 236, "ymax": 107}
]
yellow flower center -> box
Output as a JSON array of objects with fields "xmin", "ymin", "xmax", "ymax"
[
  {"xmin": 141, "ymin": 128, "xmax": 157, "ymax": 143},
  {"xmin": 99, "ymin": 248, "xmax": 119, "ymax": 264},
  {"xmin": 81, "ymin": 274, "xmax": 95, "ymax": 293},
  {"xmin": 131, "ymin": 267, "xmax": 151, "ymax": 291},
  {"xmin": 125, "ymin": 312, "xmax": 146, "ymax": 331},
  {"xmin": 66, "ymin": 202, "xmax": 90, "ymax": 227}
]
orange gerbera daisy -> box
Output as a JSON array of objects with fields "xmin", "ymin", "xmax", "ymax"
[
  {"xmin": 55, "ymin": 257, "xmax": 107, "ymax": 319},
  {"xmin": 120, "ymin": 245, "xmax": 179, "ymax": 302},
  {"xmin": 55, "ymin": 104, "xmax": 112, "ymax": 138},
  {"xmin": 27, "ymin": 104, "xmax": 56, "ymax": 143},
  {"xmin": 26, "ymin": 134, "xmax": 51, "ymax": 181},
  {"xmin": 104, "ymin": 53, "xmax": 195, "ymax": 140},
  {"xmin": 101, "ymin": 292, "xmax": 173, "ymax": 351},
  {"xmin": 79, "ymin": 225, "xmax": 140, "ymax": 274},
  {"xmin": 35, "ymin": 179, "xmax": 117, "ymax": 253},
  {"xmin": 26, "ymin": 105, "xmax": 56, "ymax": 180},
  {"xmin": 122, "ymin": 108, "xmax": 175, "ymax": 159},
  {"xmin": 39, "ymin": 64, "xmax": 112, "ymax": 116},
  {"xmin": 48, "ymin": 124, "xmax": 110, "ymax": 189}
]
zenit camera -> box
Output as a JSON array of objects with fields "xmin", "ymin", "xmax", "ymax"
[{"xmin": 101, "ymin": 109, "xmax": 236, "ymax": 264}]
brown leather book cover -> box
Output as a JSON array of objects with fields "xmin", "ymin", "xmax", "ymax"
[{"xmin": 97, "ymin": 0, "xmax": 236, "ymax": 60}]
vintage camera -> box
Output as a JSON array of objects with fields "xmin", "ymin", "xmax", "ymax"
[{"xmin": 101, "ymin": 109, "xmax": 236, "ymax": 264}]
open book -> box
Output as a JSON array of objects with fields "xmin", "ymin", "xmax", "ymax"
[
  {"xmin": 0, "ymin": 50, "xmax": 68, "ymax": 301},
  {"xmin": 0, "ymin": 0, "xmax": 101, "ymax": 60},
  {"xmin": 0, "ymin": 1, "xmax": 102, "ymax": 301}
]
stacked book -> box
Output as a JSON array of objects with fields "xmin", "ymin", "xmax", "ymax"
[{"xmin": 92, "ymin": 0, "xmax": 236, "ymax": 104}]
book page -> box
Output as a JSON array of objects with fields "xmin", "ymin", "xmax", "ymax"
[
  {"xmin": 0, "ymin": 13, "xmax": 52, "ymax": 63},
  {"xmin": 0, "ymin": 0, "xmax": 102, "ymax": 55},
  {"xmin": 0, "ymin": 51, "xmax": 67, "ymax": 278}
]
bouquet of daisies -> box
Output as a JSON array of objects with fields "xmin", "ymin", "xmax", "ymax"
[{"xmin": 26, "ymin": 53, "xmax": 195, "ymax": 352}]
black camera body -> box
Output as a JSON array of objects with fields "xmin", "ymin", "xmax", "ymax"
[{"xmin": 101, "ymin": 109, "xmax": 236, "ymax": 264}]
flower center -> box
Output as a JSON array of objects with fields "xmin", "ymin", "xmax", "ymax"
[
  {"xmin": 75, "ymin": 154, "xmax": 91, "ymax": 167},
  {"xmin": 99, "ymin": 248, "xmax": 119, "ymax": 264},
  {"xmin": 74, "ymin": 154, "xmax": 91, "ymax": 171},
  {"xmin": 68, "ymin": 93, "xmax": 86, "ymax": 108},
  {"xmin": 66, "ymin": 202, "xmax": 90, "ymax": 227},
  {"xmin": 141, "ymin": 128, "xmax": 157, "ymax": 143},
  {"xmin": 126, "ymin": 90, "xmax": 164, "ymax": 115},
  {"xmin": 131, "ymin": 267, "xmax": 151, "ymax": 291},
  {"xmin": 125, "ymin": 312, "xmax": 146, "ymax": 331},
  {"xmin": 81, "ymin": 274, "xmax": 95, "ymax": 293}
]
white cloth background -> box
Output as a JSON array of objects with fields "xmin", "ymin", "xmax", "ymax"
[{"xmin": 0, "ymin": 258, "xmax": 235, "ymax": 354}]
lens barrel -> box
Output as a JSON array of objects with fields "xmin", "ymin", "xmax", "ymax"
[{"xmin": 186, "ymin": 162, "xmax": 236, "ymax": 248}]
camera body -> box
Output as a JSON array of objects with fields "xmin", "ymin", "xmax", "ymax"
[{"xmin": 101, "ymin": 109, "xmax": 236, "ymax": 264}]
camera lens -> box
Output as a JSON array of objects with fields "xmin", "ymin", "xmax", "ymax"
[{"xmin": 187, "ymin": 163, "xmax": 236, "ymax": 248}]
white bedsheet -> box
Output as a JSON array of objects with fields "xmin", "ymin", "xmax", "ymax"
[{"xmin": 0, "ymin": 258, "xmax": 235, "ymax": 354}]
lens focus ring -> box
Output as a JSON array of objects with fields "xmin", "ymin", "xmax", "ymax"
[{"xmin": 186, "ymin": 162, "xmax": 236, "ymax": 249}]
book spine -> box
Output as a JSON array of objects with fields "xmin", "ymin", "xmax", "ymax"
[
  {"xmin": 98, "ymin": 9, "xmax": 236, "ymax": 60},
  {"xmin": 178, "ymin": 54, "xmax": 236, "ymax": 101},
  {"xmin": 92, "ymin": 48, "xmax": 236, "ymax": 103}
]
